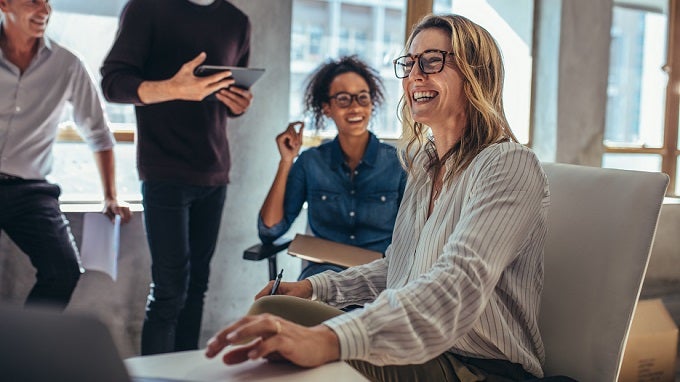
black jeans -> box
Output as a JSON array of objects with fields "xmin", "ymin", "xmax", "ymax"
[
  {"xmin": 140, "ymin": 180, "xmax": 226, "ymax": 355},
  {"xmin": 0, "ymin": 180, "xmax": 82, "ymax": 310}
]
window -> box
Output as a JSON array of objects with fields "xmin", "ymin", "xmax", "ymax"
[
  {"xmin": 46, "ymin": 6, "xmax": 140, "ymax": 202},
  {"xmin": 602, "ymin": 1, "xmax": 674, "ymax": 193},
  {"xmin": 434, "ymin": 0, "xmax": 534, "ymax": 144},
  {"xmin": 45, "ymin": 0, "xmax": 532, "ymax": 201},
  {"xmin": 290, "ymin": 0, "xmax": 406, "ymax": 139},
  {"xmin": 49, "ymin": 11, "xmax": 136, "ymax": 128}
]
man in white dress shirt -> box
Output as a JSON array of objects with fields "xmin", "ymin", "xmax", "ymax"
[{"xmin": 0, "ymin": 0, "xmax": 131, "ymax": 310}]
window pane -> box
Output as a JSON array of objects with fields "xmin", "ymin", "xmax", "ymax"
[
  {"xmin": 602, "ymin": 153, "xmax": 661, "ymax": 172},
  {"xmin": 291, "ymin": 0, "xmax": 406, "ymax": 138},
  {"xmin": 433, "ymin": 0, "xmax": 453, "ymax": 13},
  {"xmin": 49, "ymin": 143, "xmax": 140, "ymax": 202},
  {"xmin": 44, "ymin": 6, "xmax": 140, "ymax": 202},
  {"xmin": 435, "ymin": 0, "xmax": 534, "ymax": 144},
  {"xmin": 604, "ymin": 6, "xmax": 667, "ymax": 148},
  {"xmin": 49, "ymin": 11, "xmax": 136, "ymax": 128}
]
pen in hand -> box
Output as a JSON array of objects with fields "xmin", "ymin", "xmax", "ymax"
[{"xmin": 270, "ymin": 269, "xmax": 284, "ymax": 295}]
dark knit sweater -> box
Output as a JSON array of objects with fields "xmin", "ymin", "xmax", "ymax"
[{"xmin": 101, "ymin": 0, "xmax": 250, "ymax": 185}]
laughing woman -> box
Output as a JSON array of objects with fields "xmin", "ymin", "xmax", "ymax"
[
  {"xmin": 258, "ymin": 56, "xmax": 407, "ymax": 280},
  {"xmin": 208, "ymin": 15, "xmax": 552, "ymax": 382}
]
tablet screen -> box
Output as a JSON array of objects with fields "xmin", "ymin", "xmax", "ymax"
[{"xmin": 194, "ymin": 65, "xmax": 265, "ymax": 89}]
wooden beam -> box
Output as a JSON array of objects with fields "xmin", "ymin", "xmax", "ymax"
[
  {"xmin": 56, "ymin": 124, "xmax": 135, "ymax": 143},
  {"xmin": 405, "ymin": 0, "xmax": 433, "ymax": 42},
  {"xmin": 662, "ymin": 0, "xmax": 680, "ymax": 194}
]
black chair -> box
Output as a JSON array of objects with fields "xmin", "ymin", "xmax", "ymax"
[{"xmin": 242, "ymin": 236, "xmax": 293, "ymax": 280}]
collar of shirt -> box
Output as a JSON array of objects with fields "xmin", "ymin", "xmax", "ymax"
[
  {"xmin": 0, "ymin": 24, "xmax": 51, "ymax": 70},
  {"xmin": 329, "ymin": 131, "xmax": 379, "ymax": 170}
]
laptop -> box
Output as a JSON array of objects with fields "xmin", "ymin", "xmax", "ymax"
[
  {"xmin": 0, "ymin": 305, "xmax": 190, "ymax": 382},
  {"xmin": 287, "ymin": 234, "xmax": 382, "ymax": 268}
]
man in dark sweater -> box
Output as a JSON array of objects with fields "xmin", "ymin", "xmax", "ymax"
[{"xmin": 100, "ymin": 0, "xmax": 252, "ymax": 355}]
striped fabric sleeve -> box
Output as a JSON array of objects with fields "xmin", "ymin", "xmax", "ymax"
[{"xmin": 308, "ymin": 257, "xmax": 389, "ymax": 308}]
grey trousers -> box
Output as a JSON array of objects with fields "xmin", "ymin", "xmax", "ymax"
[{"xmin": 248, "ymin": 296, "xmax": 534, "ymax": 382}]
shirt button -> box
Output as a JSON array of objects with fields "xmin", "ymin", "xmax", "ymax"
[
  {"xmin": 15, "ymin": 106, "xmax": 21, "ymax": 112},
  {"xmin": 350, "ymin": 235, "xmax": 356, "ymax": 240},
  {"xmin": 350, "ymin": 190, "xmax": 355, "ymax": 195},
  {"xmin": 321, "ymin": 195, "xmax": 327, "ymax": 201},
  {"xmin": 354, "ymin": 170, "xmax": 359, "ymax": 175},
  {"xmin": 380, "ymin": 195, "xmax": 386, "ymax": 202},
  {"xmin": 349, "ymin": 211, "xmax": 355, "ymax": 217}
]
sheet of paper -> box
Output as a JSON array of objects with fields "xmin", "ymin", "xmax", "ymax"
[
  {"xmin": 125, "ymin": 350, "xmax": 370, "ymax": 381},
  {"xmin": 80, "ymin": 212, "xmax": 120, "ymax": 281}
]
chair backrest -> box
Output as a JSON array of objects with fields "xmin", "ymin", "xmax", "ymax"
[{"xmin": 539, "ymin": 163, "xmax": 668, "ymax": 382}]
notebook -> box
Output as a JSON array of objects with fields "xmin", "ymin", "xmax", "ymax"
[
  {"xmin": 0, "ymin": 305, "xmax": 191, "ymax": 382},
  {"xmin": 287, "ymin": 234, "xmax": 382, "ymax": 268}
]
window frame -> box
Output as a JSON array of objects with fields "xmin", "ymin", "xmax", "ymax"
[{"xmin": 604, "ymin": 0, "xmax": 679, "ymax": 195}]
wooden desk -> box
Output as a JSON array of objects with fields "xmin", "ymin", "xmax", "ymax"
[{"xmin": 125, "ymin": 350, "xmax": 369, "ymax": 381}]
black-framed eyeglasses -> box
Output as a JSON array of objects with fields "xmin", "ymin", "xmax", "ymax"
[
  {"xmin": 328, "ymin": 91, "xmax": 372, "ymax": 108},
  {"xmin": 393, "ymin": 50, "xmax": 455, "ymax": 79}
]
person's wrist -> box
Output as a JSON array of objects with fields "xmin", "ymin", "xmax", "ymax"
[
  {"xmin": 301, "ymin": 279, "xmax": 314, "ymax": 299},
  {"xmin": 164, "ymin": 78, "xmax": 182, "ymax": 100},
  {"xmin": 312, "ymin": 325, "xmax": 340, "ymax": 363}
]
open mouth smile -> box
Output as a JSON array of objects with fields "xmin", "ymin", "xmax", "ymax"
[{"xmin": 413, "ymin": 91, "xmax": 438, "ymax": 103}]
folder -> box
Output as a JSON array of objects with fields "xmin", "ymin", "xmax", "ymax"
[{"xmin": 287, "ymin": 234, "xmax": 382, "ymax": 268}]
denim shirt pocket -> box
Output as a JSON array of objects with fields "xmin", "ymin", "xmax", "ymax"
[
  {"xmin": 308, "ymin": 190, "xmax": 344, "ymax": 229},
  {"xmin": 359, "ymin": 191, "xmax": 401, "ymax": 230}
]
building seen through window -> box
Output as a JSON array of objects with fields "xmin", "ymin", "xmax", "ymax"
[
  {"xmin": 434, "ymin": 0, "xmax": 534, "ymax": 144},
  {"xmin": 290, "ymin": 0, "xmax": 406, "ymax": 139},
  {"xmin": 602, "ymin": 4, "xmax": 668, "ymax": 176}
]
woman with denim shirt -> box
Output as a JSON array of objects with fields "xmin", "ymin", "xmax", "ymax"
[{"xmin": 258, "ymin": 56, "xmax": 407, "ymax": 279}]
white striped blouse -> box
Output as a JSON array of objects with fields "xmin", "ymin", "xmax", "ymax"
[{"xmin": 308, "ymin": 141, "xmax": 550, "ymax": 377}]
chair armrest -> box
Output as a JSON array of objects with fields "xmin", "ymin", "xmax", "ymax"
[{"xmin": 243, "ymin": 237, "xmax": 293, "ymax": 261}]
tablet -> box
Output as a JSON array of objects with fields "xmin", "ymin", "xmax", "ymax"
[{"xmin": 194, "ymin": 65, "xmax": 265, "ymax": 89}]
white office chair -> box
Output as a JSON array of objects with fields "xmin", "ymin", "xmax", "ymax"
[{"xmin": 539, "ymin": 163, "xmax": 668, "ymax": 381}]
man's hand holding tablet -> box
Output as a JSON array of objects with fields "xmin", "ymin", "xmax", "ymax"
[{"xmin": 194, "ymin": 65, "xmax": 265, "ymax": 91}]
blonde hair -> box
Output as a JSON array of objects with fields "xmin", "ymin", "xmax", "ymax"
[{"xmin": 398, "ymin": 14, "xmax": 517, "ymax": 178}]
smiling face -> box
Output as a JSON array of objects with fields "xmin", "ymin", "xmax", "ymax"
[
  {"xmin": 322, "ymin": 71, "xmax": 373, "ymax": 138},
  {"xmin": 0, "ymin": 0, "xmax": 51, "ymax": 42},
  {"xmin": 403, "ymin": 28, "xmax": 467, "ymax": 132}
]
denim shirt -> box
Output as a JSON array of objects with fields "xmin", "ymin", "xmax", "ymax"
[{"xmin": 258, "ymin": 132, "xmax": 407, "ymax": 253}]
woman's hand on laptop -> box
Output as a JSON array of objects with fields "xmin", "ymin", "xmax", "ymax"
[
  {"xmin": 205, "ymin": 314, "xmax": 340, "ymax": 368},
  {"xmin": 254, "ymin": 280, "xmax": 313, "ymax": 300}
]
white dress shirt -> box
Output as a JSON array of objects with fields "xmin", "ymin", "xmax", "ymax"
[
  {"xmin": 0, "ymin": 32, "xmax": 114, "ymax": 180},
  {"xmin": 309, "ymin": 141, "xmax": 550, "ymax": 377}
]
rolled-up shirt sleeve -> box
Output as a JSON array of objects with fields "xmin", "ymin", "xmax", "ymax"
[{"xmin": 70, "ymin": 58, "xmax": 114, "ymax": 152}]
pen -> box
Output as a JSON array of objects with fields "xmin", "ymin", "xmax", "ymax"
[{"xmin": 270, "ymin": 269, "xmax": 284, "ymax": 295}]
